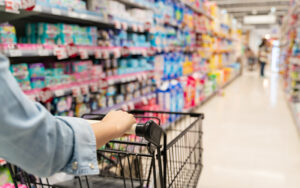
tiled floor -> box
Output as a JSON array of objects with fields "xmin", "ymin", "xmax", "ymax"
[{"xmin": 197, "ymin": 71, "xmax": 300, "ymax": 188}]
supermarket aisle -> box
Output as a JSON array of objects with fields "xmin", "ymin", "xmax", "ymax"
[{"xmin": 197, "ymin": 71, "xmax": 300, "ymax": 188}]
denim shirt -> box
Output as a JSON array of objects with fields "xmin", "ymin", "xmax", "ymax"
[{"xmin": 0, "ymin": 54, "xmax": 99, "ymax": 177}]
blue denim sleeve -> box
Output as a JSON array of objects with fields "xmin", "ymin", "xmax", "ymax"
[{"xmin": 0, "ymin": 54, "xmax": 99, "ymax": 177}]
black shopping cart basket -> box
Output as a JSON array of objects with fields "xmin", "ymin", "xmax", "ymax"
[{"xmin": 7, "ymin": 110, "xmax": 204, "ymax": 188}]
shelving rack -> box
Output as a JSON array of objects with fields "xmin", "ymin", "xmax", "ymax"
[
  {"xmin": 0, "ymin": 0, "xmax": 242, "ymax": 115},
  {"xmin": 280, "ymin": 1, "xmax": 300, "ymax": 132}
]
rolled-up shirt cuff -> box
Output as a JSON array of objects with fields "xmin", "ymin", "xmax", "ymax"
[{"xmin": 57, "ymin": 117, "xmax": 99, "ymax": 175}]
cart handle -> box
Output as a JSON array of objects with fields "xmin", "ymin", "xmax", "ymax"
[
  {"xmin": 87, "ymin": 120, "xmax": 137, "ymax": 134},
  {"xmin": 86, "ymin": 120, "xmax": 163, "ymax": 146}
]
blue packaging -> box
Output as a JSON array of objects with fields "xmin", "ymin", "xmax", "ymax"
[
  {"xmin": 30, "ymin": 77, "xmax": 45, "ymax": 89},
  {"xmin": 156, "ymin": 82, "xmax": 170, "ymax": 111}
]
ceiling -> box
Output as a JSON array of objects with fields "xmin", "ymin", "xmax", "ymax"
[{"xmin": 213, "ymin": 0, "xmax": 290, "ymax": 27}]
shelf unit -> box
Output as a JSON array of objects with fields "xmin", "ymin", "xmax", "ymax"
[
  {"xmin": 280, "ymin": 1, "xmax": 300, "ymax": 132},
  {"xmin": 182, "ymin": 1, "xmax": 213, "ymax": 20},
  {"xmin": 0, "ymin": 0, "xmax": 242, "ymax": 118},
  {"xmin": 94, "ymin": 92, "xmax": 156, "ymax": 114}
]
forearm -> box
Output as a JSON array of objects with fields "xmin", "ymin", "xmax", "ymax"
[{"xmin": 90, "ymin": 121, "xmax": 117, "ymax": 148}]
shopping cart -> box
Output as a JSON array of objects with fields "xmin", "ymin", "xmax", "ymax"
[{"xmin": 7, "ymin": 110, "xmax": 204, "ymax": 188}]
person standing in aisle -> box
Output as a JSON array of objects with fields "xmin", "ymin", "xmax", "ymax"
[
  {"xmin": 245, "ymin": 46, "xmax": 256, "ymax": 71},
  {"xmin": 258, "ymin": 38, "xmax": 269, "ymax": 77},
  {"xmin": 0, "ymin": 54, "xmax": 136, "ymax": 177}
]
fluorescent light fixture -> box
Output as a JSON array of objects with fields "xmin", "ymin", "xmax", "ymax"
[
  {"xmin": 271, "ymin": 7, "xmax": 276, "ymax": 14},
  {"xmin": 244, "ymin": 15, "xmax": 276, "ymax": 24}
]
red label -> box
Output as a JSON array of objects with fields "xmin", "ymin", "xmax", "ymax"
[
  {"xmin": 54, "ymin": 47, "xmax": 68, "ymax": 60},
  {"xmin": 5, "ymin": 0, "xmax": 20, "ymax": 13},
  {"xmin": 66, "ymin": 44, "xmax": 78, "ymax": 58},
  {"xmin": 21, "ymin": 0, "xmax": 35, "ymax": 11},
  {"xmin": 39, "ymin": 87, "xmax": 54, "ymax": 103},
  {"xmin": 79, "ymin": 49, "xmax": 89, "ymax": 59}
]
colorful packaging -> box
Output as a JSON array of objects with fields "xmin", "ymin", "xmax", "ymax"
[{"xmin": 28, "ymin": 63, "xmax": 45, "ymax": 78}]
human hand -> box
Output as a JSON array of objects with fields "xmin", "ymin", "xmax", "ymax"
[{"xmin": 101, "ymin": 110, "xmax": 136, "ymax": 138}]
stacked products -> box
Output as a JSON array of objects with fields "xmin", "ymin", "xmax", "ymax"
[{"xmin": 1, "ymin": 0, "xmax": 242, "ymax": 116}]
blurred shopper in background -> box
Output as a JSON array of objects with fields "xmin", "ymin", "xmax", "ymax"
[
  {"xmin": 258, "ymin": 38, "xmax": 269, "ymax": 77},
  {"xmin": 245, "ymin": 46, "xmax": 256, "ymax": 71}
]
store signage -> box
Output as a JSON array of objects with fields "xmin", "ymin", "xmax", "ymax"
[{"xmin": 243, "ymin": 15, "xmax": 276, "ymax": 24}]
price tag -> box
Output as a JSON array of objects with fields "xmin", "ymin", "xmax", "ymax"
[
  {"xmin": 21, "ymin": 0, "xmax": 35, "ymax": 11},
  {"xmin": 157, "ymin": 47, "xmax": 161, "ymax": 53},
  {"xmin": 95, "ymin": 50, "xmax": 102, "ymax": 59},
  {"xmin": 5, "ymin": 0, "xmax": 20, "ymax": 13},
  {"xmin": 114, "ymin": 21, "xmax": 121, "ymax": 29},
  {"xmin": 138, "ymin": 25, "xmax": 144, "ymax": 32},
  {"xmin": 9, "ymin": 49, "xmax": 22, "ymax": 57},
  {"xmin": 72, "ymin": 87, "xmax": 81, "ymax": 97},
  {"xmin": 38, "ymin": 49, "xmax": 49, "ymax": 56},
  {"xmin": 113, "ymin": 49, "xmax": 121, "ymax": 58},
  {"xmin": 121, "ymin": 104, "xmax": 128, "ymax": 111},
  {"xmin": 81, "ymin": 85, "xmax": 89, "ymax": 95},
  {"xmin": 54, "ymin": 89, "xmax": 65, "ymax": 97},
  {"xmin": 68, "ymin": 11, "xmax": 79, "ymax": 18},
  {"xmin": 102, "ymin": 50, "xmax": 109, "ymax": 59},
  {"xmin": 142, "ymin": 97, "xmax": 148, "ymax": 105},
  {"xmin": 128, "ymin": 102, "xmax": 134, "ymax": 110},
  {"xmin": 121, "ymin": 48, "xmax": 129, "ymax": 56},
  {"xmin": 80, "ymin": 14, "xmax": 87, "ymax": 19},
  {"xmin": 122, "ymin": 22, "xmax": 128, "ymax": 30},
  {"xmin": 144, "ymin": 22, "xmax": 151, "ymax": 31},
  {"xmin": 108, "ymin": 79, "xmax": 114, "ymax": 85},
  {"xmin": 39, "ymin": 88, "xmax": 53, "ymax": 103},
  {"xmin": 34, "ymin": 4, "xmax": 41, "ymax": 12},
  {"xmin": 54, "ymin": 47, "xmax": 68, "ymax": 60},
  {"xmin": 91, "ymin": 84, "xmax": 98, "ymax": 92},
  {"xmin": 142, "ymin": 49, "xmax": 147, "ymax": 57},
  {"xmin": 79, "ymin": 49, "xmax": 89, "ymax": 59},
  {"xmin": 132, "ymin": 24, "xmax": 138, "ymax": 32},
  {"xmin": 51, "ymin": 8, "xmax": 62, "ymax": 15},
  {"xmin": 132, "ymin": 49, "xmax": 138, "ymax": 55}
]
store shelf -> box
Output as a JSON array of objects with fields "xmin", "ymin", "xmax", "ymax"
[
  {"xmin": 114, "ymin": 0, "xmax": 153, "ymax": 10},
  {"xmin": 0, "ymin": 4, "xmax": 150, "ymax": 33},
  {"xmin": 196, "ymin": 30, "xmax": 210, "ymax": 35},
  {"xmin": 286, "ymin": 95, "xmax": 300, "ymax": 134},
  {"xmin": 213, "ymin": 48, "xmax": 235, "ymax": 54},
  {"xmin": 94, "ymin": 92, "xmax": 156, "ymax": 114},
  {"xmin": 22, "ymin": 70, "xmax": 153, "ymax": 101},
  {"xmin": 0, "ymin": 4, "xmax": 110, "ymax": 25},
  {"xmin": 182, "ymin": 1, "xmax": 213, "ymax": 20},
  {"xmin": 106, "ymin": 70, "xmax": 153, "ymax": 85},
  {"xmin": 1, "ymin": 45, "xmax": 155, "ymax": 60}
]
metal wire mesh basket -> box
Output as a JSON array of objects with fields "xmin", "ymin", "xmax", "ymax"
[{"xmin": 7, "ymin": 110, "xmax": 204, "ymax": 188}]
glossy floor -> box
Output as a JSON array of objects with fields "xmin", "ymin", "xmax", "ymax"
[{"xmin": 197, "ymin": 71, "xmax": 300, "ymax": 188}]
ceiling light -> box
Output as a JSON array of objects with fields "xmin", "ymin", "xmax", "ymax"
[{"xmin": 271, "ymin": 7, "xmax": 276, "ymax": 14}]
